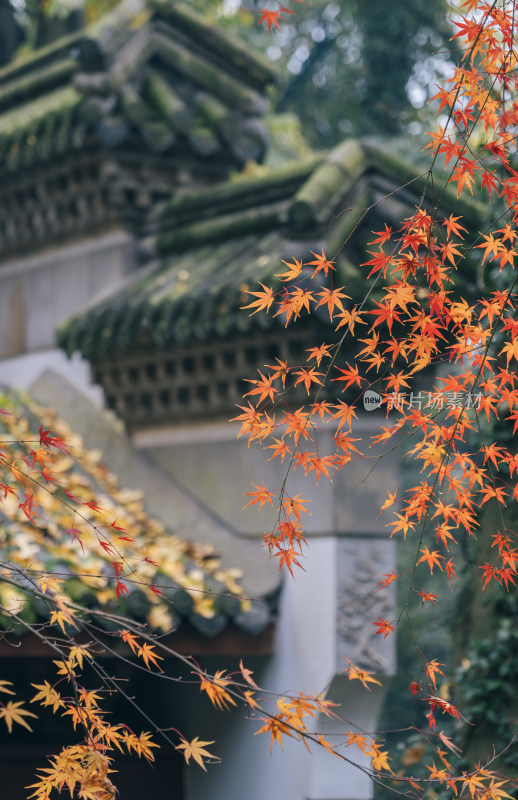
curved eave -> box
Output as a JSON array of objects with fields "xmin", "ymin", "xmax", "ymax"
[
  {"xmin": 57, "ymin": 136, "xmax": 487, "ymax": 359},
  {"xmin": 0, "ymin": 621, "xmax": 276, "ymax": 658},
  {"xmin": 59, "ymin": 230, "xmax": 288, "ymax": 358}
]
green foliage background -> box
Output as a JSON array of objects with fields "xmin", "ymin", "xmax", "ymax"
[{"xmin": 194, "ymin": 0, "xmax": 453, "ymax": 145}]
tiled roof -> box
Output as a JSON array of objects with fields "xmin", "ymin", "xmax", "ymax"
[
  {"xmin": 58, "ymin": 138, "xmax": 485, "ymax": 359},
  {"xmin": 0, "ymin": 0, "xmax": 277, "ymax": 172},
  {"xmin": 0, "ymin": 387, "xmax": 273, "ymax": 638}
]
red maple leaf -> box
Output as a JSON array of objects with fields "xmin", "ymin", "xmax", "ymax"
[
  {"xmin": 274, "ymin": 546, "xmax": 303, "ymax": 578},
  {"xmin": 115, "ymin": 580, "xmax": 129, "ymax": 599},
  {"xmin": 372, "ymin": 617, "xmax": 395, "ymax": 638},
  {"xmin": 257, "ymin": 8, "xmax": 283, "ymax": 31}
]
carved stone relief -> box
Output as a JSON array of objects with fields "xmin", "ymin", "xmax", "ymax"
[{"xmin": 336, "ymin": 538, "xmax": 396, "ymax": 676}]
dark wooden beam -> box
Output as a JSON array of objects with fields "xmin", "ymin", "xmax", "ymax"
[{"xmin": 0, "ymin": 622, "xmax": 275, "ymax": 658}]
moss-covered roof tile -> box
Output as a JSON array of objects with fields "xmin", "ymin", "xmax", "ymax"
[
  {"xmin": 0, "ymin": 0, "xmax": 277, "ymax": 170},
  {"xmin": 58, "ymin": 137, "xmax": 486, "ymax": 359},
  {"xmin": 0, "ymin": 387, "xmax": 272, "ymax": 637}
]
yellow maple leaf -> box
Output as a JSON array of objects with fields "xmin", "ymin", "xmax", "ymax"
[
  {"xmin": 137, "ymin": 642, "xmax": 164, "ymax": 672},
  {"xmin": 49, "ymin": 608, "xmax": 77, "ymax": 633},
  {"xmin": 370, "ymin": 742, "xmax": 392, "ymax": 773},
  {"xmin": 244, "ymin": 689, "xmax": 262, "ymax": 710},
  {"xmin": 53, "ymin": 659, "xmax": 77, "ymax": 681},
  {"xmin": 0, "ymin": 700, "xmax": 38, "ymax": 733},
  {"xmin": 125, "ymin": 731, "xmax": 159, "ymax": 763},
  {"xmin": 37, "ymin": 576, "xmax": 64, "ymax": 595},
  {"xmin": 485, "ymin": 778, "xmax": 514, "ymax": 800},
  {"xmin": 176, "ymin": 737, "xmax": 219, "ymax": 771},
  {"xmin": 30, "ymin": 681, "xmax": 65, "ymax": 713},
  {"xmin": 68, "ymin": 644, "xmax": 93, "ymax": 671},
  {"xmin": 318, "ymin": 734, "xmax": 341, "ymax": 758},
  {"xmin": 254, "ymin": 714, "xmax": 297, "ymax": 752}
]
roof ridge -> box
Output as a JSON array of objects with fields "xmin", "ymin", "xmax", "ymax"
[
  {"xmin": 156, "ymin": 156, "xmax": 322, "ymax": 225},
  {"xmin": 0, "ymin": 0, "xmax": 278, "ymax": 89},
  {"xmin": 0, "ymin": 57, "xmax": 78, "ymax": 117},
  {"xmin": 362, "ymin": 137, "xmax": 486, "ymax": 223},
  {"xmin": 148, "ymin": 198, "xmax": 291, "ymax": 259},
  {"xmin": 151, "ymin": 0, "xmax": 278, "ymax": 88},
  {"xmin": 0, "ymin": 32, "xmax": 81, "ymax": 92},
  {"xmin": 0, "ymin": 0, "xmax": 145, "ymax": 96}
]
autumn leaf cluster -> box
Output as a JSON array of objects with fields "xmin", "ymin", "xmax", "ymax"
[{"xmin": 238, "ymin": 0, "xmax": 518, "ymax": 796}]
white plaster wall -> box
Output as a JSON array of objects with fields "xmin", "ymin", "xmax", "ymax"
[
  {"xmin": 188, "ymin": 537, "xmax": 394, "ymax": 800},
  {"xmin": 1, "ymin": 348, "xmax": 103, "ymax": 405},
  {"xmin": 0, "ymin": 229, "xmax": 137, "ymax": 403},
  {"xmin": 138, "ymin": 418, "xmax": 398, "ymax": 800},
  {"xmin": 135, "ymin": 417, "xmax": 399, "ymax": 537},
  {"xmin": 0, "ymin": 230, "xmax": 136, "ymax": 357}
]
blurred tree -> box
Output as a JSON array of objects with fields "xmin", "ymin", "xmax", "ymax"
[
  {"xmin": 277, "ymin": 0, "xmax": 453, "ymax": 144},
  {"xmin": 192, "ymin": 0, "xmax": 453, "ymax": 146},
  {"xmin": 0, "ymin": 0, "xmax": 25, "ymax": 66}
]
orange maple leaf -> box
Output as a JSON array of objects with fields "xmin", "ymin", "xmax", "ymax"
[
  {"xmin": 243, "ymin": 483, "xmax": 275, "ymax": 509},
  {"xmin": 254, "ymin": 714, "xmax": 297, "ymax": 751},
  {"xmin": 293, "ymin": 367, "xmax": 323, "ymax": 394},
  {"xmin": 307, "ymin": 343, "xmax": 332, "ymax": 365},
  {"xmin": 345, "ymin": 730, "xmax": 372, "ymax": 754},
  {"xmin": 137, "ymin": 642, "xmax": 164, "ymax": 672},
  {"xmin": 344, "ymin": 658, "xmax": 381, "ymax": 690},
  {"xmin": 376, "ymin": 571, "xmax": 398, "ymax": 591},
  {"xmin": 281, "ymin": 493, "xmax": 310, "ymax": 522},
  {"xmin": 244, "ymin": 371, "xmax": 277, "ymax": 404},
  {"xmin": 425, "ymin": 659, "xmax": 445, "ymax": 689},
  {"xmin": 120, "ymin": 629, "xmax": 139, "ymax": 653},
  {"xmin": 417, "ymin": 546, "xmax": 444, "ymax": 574},
  {"xmin": 417, "ymin": 590, "xmax": 439, "ymax": 605},
  {"xmin": 373, "ymin": 617, "xmax": 395, "ymax": 638},
  {"xmin": 378, "ymin": 490, "xmax": 397, "ymax": 515},
  {"xmin": 241, "ymin": 283, "xmax": 275, "ymax": 315},
  {"xmin": 305, "ymin": 249, "xmax": 335, "ymax": 277},
  {"xmin": 274, "ymin": 546, "xmax": 304, "ymax": 577},
  {"xmin": 334, "ymin": 364, "xmax": 363, "ymax": 390},
  {"xmin": 275, "ymin": 257, "xmax": 303, "ymax": 281},
  {"xmin": 315, "ymin": 287, "xmax": 351, "ymax": 319},
  {"xmin": 199, "ymin": 671, "xmax": 236, "ymax": 711}
]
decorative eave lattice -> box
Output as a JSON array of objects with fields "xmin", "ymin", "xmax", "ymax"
[{"xmin": 94, "ymin": 324, "xmax": 339, "ymax": 430}]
